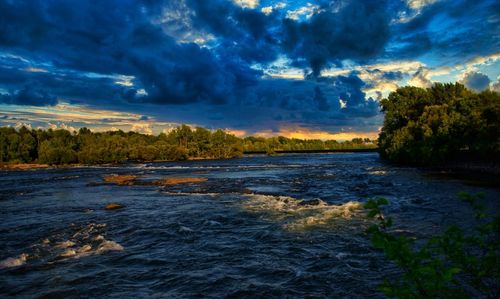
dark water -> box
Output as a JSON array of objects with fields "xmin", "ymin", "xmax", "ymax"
[{"xmin": 0, "ymin": 153, "xmax": 498, "ymax": 298}]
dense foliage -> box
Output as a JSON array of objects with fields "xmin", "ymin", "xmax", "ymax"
[
  {"xmin": 365, "ymin": 194, "xmax": 499, "ymax": 298},
  {"xmin": 378, "ymin": 83, "xmax": 499, "ymax": 164},
  {"xmin": 0, "ymin": 125, "xmax": 375, "ymax": 165}
]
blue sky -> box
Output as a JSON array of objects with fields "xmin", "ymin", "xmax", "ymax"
[{"xmin": 0, "ymin": 0, "xmax": 498, "ymax": 139}]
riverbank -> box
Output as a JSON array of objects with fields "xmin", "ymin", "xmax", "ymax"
[
  {"xmin": 243, "ymin": 148, "xmax": 378, "ymax": 154},
  {"xmin": 0, "ymin": 150, "xmax": 379, "ymax": 171},
  {"xmin": 420, "ymin": 160, "xmax": 500, "ymax": 187},
  {"xmin": 1, "ymin": 163, "xmax": 52, "ymax": 171},
  {"xmin": 0, "ymin": 157, "xmax": 224, "ymax": 171}
]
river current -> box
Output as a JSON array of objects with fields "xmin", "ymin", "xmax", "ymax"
[{"xmin": 0, "ymin": 153, "xmax": 498, "ymax": 298}]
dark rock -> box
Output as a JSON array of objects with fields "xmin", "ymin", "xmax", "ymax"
[{"xmin": 298, "ymin": 199, "xmax": 324, "ymax": 206}]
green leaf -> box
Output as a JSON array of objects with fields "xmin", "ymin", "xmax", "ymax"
[{"xmin": 377, "ymin": 197, "xmax": 389, "ymax": 206}]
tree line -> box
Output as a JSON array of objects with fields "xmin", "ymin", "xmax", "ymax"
[
  {"xmin": 0, "ymin": 125, "xmax": 376, "ymax": 165},
  {"xmin": 378, "ymin": 83, "xmax": 499, "ymax": 165}
]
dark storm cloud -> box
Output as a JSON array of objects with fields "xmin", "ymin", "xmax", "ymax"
[
  {"xmin": 0, "ymin": 0, "xmax": 498, "ymax": 132},
  {"xmin": 241, "ymin": 73, "xmax": 379, "ymax": 125},
  {"xmin": 282, "ymin": 0, "xmax": 392, "ymax": 76},
  {"xmin": 460, "ymin": 71, "xmax": 491, "ymax": 91},
  {"xmin": 389, "ymin": 0, "xmax": 500, "ymax": 62},
  {"xmin": 0, "ymin": 64, "xmax": 133, "ymax": 106},
  {"xmin": 313, "ymin": 86, "xmax": 330, "ymax": 111},
  {"xmin": 0, "ymin": 0, "xmax": 263, "ymax": 106},
  {"xmin": 0, "ymin": 85, "xmax": 57, "ymax": 106},
  {"xmin": 185, "ymin": 0, "xmax": 282, "ymax": 64}
]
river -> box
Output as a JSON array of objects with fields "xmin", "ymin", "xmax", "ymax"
[{"xmin": 1, "ymin": 153, "xmax": 498, "ymax": 298}]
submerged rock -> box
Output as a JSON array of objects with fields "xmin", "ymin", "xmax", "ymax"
[
  {"xmin": 204, "ymin": 220, "xmax": 222, "ymax": 226},
  {"xmin": 105, "ymin": 203, "xmax": 124, "ymax": 210},
  {"xmin": 153, "ymin": 177, "xmax": 208, "ymax": 186},
  {"xmin": 102, "ymin": 175, "xmax": 207, "ymax": 187},
  {"xmin": 178, "ymin": 226, "xmax": 194, "ymax": 233},
  {"xmin": 103, "ymin": 175, "xmax": 138, "ymax": 185},
  {"xmin": 298, "ymin": 199, "xmax": 325, "ymax": 206}
]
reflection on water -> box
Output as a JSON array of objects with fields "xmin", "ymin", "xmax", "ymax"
[{"xmin": 0, "ymin": 153, "xmax": 498, "ymax": 298}]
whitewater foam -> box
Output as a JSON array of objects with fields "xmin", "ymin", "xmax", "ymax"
[
  {"xmin": 162, "ymin": 191, "xmax": 223, "ymax": 197},
  {"xmin": 242, "ymin": 194, "xmax": 363, "ymax": 230},
  {"xmin": 367, "ymin": 170, "xmax": 388, "ymax": 175},
  {"xmin": 97, "ymin": 240, "xmax": 124, "ymax": 253},
  {"xmin": 0, "ymin": 253, "xmax": 28, "ymax": 269},
  {"xmin": 56, "ymin": 240, "xmax": 75, "ymax": 249},
  {"xmin": 5, "ymin": 223, "xmax": 124, "ymax": 267}
]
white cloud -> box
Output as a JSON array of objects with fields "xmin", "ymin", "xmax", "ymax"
[
  {"xmin": 46, "ymin": 122, "xmax": 77, "ymax": 132},
  {"xmin": 428, "ymin": 53, "xmax": 500, "ymax": 77},
  {"xmin": 261, "ymin": 6, "xmax": 273, "ymax": 15},
  {"xmin": 233, "ymin": 0, "xmax": 259, "ymax": 9},
  {"xmin": 131, "ymin": 123, "xmax": 153, "ymax": 135},
  {"xmin": 406, "ymin": 0, "xmax": 439, "ymax": 10},
  {"xmin": 408, "ymin": 67, "xmax": 433, "ymax": 88},
  {"xmin": 14, "ymin": 122, "xmax": 32, "ymax": 130},
  {"xmin": 60, "ymin": 123, "xmax": 77, "ymax": 132},
  {"xmin": 23, "ymin": 67, "xmax": 48, "ymax": 73},
  {"xmin": 339, "ymin": 99, "xmax": 347, "ymax": 109},
  {"xmin": 286, "ymin": 3, "xmax": 321, "ymax": 20},
  {"xmin": 393, "ymin": 0, "xmax": 439, "ymax": 23},
  {"xmin": 136, "ymin": 89, "xmax": 148, "ymax": 96},
  {"xmin": 323, "ymin": 60, "xmax": 425, "ymax": 77},
  {"xmin": 261, "ymin": 2, "xmax": 286, "ymax": 15},
  {"xmin": 114, "ymin": 75, "xmax": 135, "ymax": 87},
  {"xmin": 275, "ymin": 2, "xmax": 286, "ymax": 9},
  {"xmin": 490, "ymin": 76, "xmax": 500, "ymax": 92}
]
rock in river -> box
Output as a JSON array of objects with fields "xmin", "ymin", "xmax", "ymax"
[
  {"xmin": 105, "ymin": 203, "xmax": 124, "ymax": 210},
  {"xmin": 103, "ymin": 175, "xmax": 138, "ymax": 185}
]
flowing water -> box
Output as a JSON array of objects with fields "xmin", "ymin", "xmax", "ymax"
[{"xmin": 0, "ymin": 153, "xmax": 498, "ymax": 298}]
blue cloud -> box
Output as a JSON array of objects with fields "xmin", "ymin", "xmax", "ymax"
[
  {"xmin": 0, "ymin": 85, "xmax": 57, "ymax": 106},
  {"xmin": 460, "ymin": 71, "xmax": 491, "ymax": 91},
  {"xmin": 0, "ymin": 0, "xmax": 498, "ymax": 133}
]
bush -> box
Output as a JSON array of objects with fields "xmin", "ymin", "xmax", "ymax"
[{"xmin": 365, "ymin": 193, "xmax": 499, "ymax": 298}]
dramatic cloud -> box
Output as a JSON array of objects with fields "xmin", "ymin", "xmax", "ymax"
[
  {"xmin": 0, "ymin": 86, "xmax": 57, "ymax": 106},
  {"xmin": 0, "ymin": 0, "xmax": 498, "ymax": 135},
  {"xmin": 389, "ymin": 0, "xmax": 499, "ymax": 61},
  {"xmin": 282, "ymin": 0, "xmax": 392, "ymax": 76}
]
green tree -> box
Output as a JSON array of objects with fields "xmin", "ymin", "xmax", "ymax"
[{"xmin": 379, "ymin": 83, "xmax": 500, "ymax": 164}]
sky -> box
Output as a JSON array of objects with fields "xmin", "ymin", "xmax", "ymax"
[{"xmin": 0, "ymin": 0, "xmax": 499, "ymax": 140}]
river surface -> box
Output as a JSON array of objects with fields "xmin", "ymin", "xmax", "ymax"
[{"xmin": 0, "ymin": 153, "xmax": 498, "ymax": 298}]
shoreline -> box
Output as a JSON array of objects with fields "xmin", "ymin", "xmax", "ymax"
[
  {"xmin": 0, "ymin": 150, "xmax": 378, "ymax": 171},
  {"xmin": 0, "ymin": 163, "xmax": 81, "ymax": 171},
  {"xmin": 243, "ymin": 148, "xmax": 378, "ymax": 154},
  {"xmin": 0, "ymin": 156, "xmax": 232, "ymax": 171}
]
